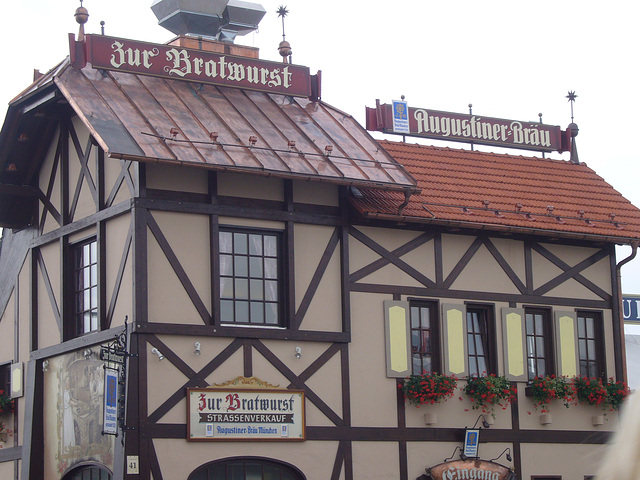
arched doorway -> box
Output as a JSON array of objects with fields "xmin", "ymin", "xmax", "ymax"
[
  {"xmin": 61, "ymin": 464, "xmax": 112, "ymax": 480},
  {"xmin": 188, "ymin": 457, "xmax": 306, "ymax": 480}
]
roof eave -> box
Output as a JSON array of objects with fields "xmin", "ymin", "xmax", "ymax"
[{"xmin": 359, "ymin": 211, "xmax": 639, "ymax": 245}]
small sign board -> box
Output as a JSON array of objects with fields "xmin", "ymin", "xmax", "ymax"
[
  {"xmin": 463, "ymin": 429, "xmax": 480, "ymax": 458},
  {"xmin": 623, "ymin": 295, "xmax": 640, "ymax": 323},
  {"xmin": 392, "ymin": 99, "xmax": 410, "ymax": 134},
  {"xmin": 187, "ymin": 388, "xmax": 305, "ymax": 441},
  {"xmin": 100, "ymin": 347, "xmax": 126, "ymax": 364},
  {"xmin": 103, "ymin": 367, "xmax": 119, "ymax": 435}
]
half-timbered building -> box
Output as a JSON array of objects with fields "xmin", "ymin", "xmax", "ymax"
[{"xmin": 1, "ymin": 6, "xmax": 640, "ymax": 480}]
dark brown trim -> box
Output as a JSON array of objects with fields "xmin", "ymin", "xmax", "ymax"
[
  {"xmin": 133, "ymin": 206, "xmax": 148, "ymax": 325},
  {"xmin": 349, "ymin": 283, "xmax": 610, "ymax": 309},
  {"xmin": 147, "ymin": 338, "xmax": 243, "ymax": 424},
  {"xmin": 148, "ymin": 438, "xmax": 163, "ymax": 480},
  {"xmin": 330, "ymin": 442, "xmax": 345, "ymax": 480},
  {"xmin": 531, "ymin": 243, "xmax": 611, "ymax": 300},
  {"xmin": 434, "ymin": 232, "xmax": 444, "ymax": 286},
  {"xmin": 443, "ymin": 236, "xmax": 484, "ymax": 289},
  {"xmin": 286, "ymin": 220, "xmax": 296, "ymax": 329},
  {"xmin": 30, "ymin": 248, "xmax": 38, "ymax": 352},
  {"xmin": 525, "ymin": 240, "xmax": 534, "ymax": 295},
  {"xmin": 294, "ymin": 228, "xmax": 340, "ymax": 329},
  {"xmin": 61, "ymin": 119, "xmax": 69, "ymax": 226},
  {"xmin": 19, "ymin": 360, "xmax": 44, "ymax": 478},
  {"xmin": 105, "ymin": 160, "xmax": 134, "ymax": 208},
  {"xmin": 349, "ymin": 231, "xmax": 434, "ymax": 283},
  {"xmin": 147, "ymin": 335, "xmax": 197, "ymax": 379},
  {"xmin": 340, "ymin": 226, "xmax": 351, "ymax": 335},
  {"xmin": 106, "ymin": 218, "xmax": 133, "ymax": 329},
  {"xmin": 210, "ymin": 215, "xmax": 221, "ymax": 326},
  {"xmin": 243, "ymin": 339, "xmax": 253, "ymax": 378},
  {"xmin": 133, "ymin": 322, "xmax": 351, "ymax": 343},
  {"xmin": 135, "ymin": 196, "xmax": 346, "ymax": 227},
  {"xmin": 252, "ymin": 339, "xmax": 344, "ymax": 426},
  {"xmin": 134, "ymin": 423, "xmax": 613, "ymax": 444},
  {"xmin": 146, "ymin": 211, "xmax": 212, "ymax": 324},
  {"xmin": 98, "ymin": 221, "xmax": 107, "ymax": 331},
  {"xmin": 30, "ymin": 199, "xmax": 132, "ymax": 248},
  {"xmin": 349, "ymin": 227, "xmax": 435, "ymax": 287},
  {"xmin": 343, "ymin": 440, "xmax": 354, "ymax": 480},
  {"xmin": 296, "ymin": 343, "xmax": 341, "ymax": 384},
  {"xmin": 484, "ymin": 238, "xmax": 527, "ymax": 294},
  {"xmin": 396, "ymin": 379, "xmax": 408, "ymax": 480},
  {"xmin": 340, "ymin": 344, "xmax": 351, "ymax": 426},
  {"xmin": 510, "ymin": 382, "xmax": 522, "ymax": 480},
  {"xmin": 609, "ymin": 245, "xmax": 625, "ymax": 381},
  {"xmin": 36, "ymin": 248, "xmax": 62, "ymax": 338},
  {"xmin": 29, "ymin": 325, "xmax": 127, "ymax": 360}
]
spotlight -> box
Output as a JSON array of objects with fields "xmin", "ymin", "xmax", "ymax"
[
  {"xmin": 294, "ymin": 346, "xmax": 302, "ymax": 359},
  {"xmin": 151, "ymin": 348, "xmax": 164, "ymax": 361},
  {"xmin": 194, "ymin": 342, "xmax": 201, "ymax": 356}
]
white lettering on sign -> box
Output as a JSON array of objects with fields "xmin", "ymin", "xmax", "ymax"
[
  {"xmin": 110, "ymin": 41, "xmax": 159, "ymax": 69},
  {"xmin": 413, "ymin": 109, "xmax": 552, "ymax": 147},
  {"xmin": 442, "ymin": 466, "xmax": 500, "ymax": 480}
]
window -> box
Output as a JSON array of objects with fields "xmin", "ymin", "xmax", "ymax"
[
  {"xmin": 577, "ymin": 311, "xmax": 605, "ymax": 378},
  {"xmin": 62, "ymin": 465, "xmax": 112, "ymax": 480},
  {"xmin": 525, "ymin": 308, "xmax": 554, "ymax": 380},
  {"xmin": 71, "ymin": 238, "xmax": 98, "ymax": 338},
  {"xmin": 219, "ymin": 228, "xmax": 283, "ymax": 326},
  {"xmin": 189, "ymin": 458, "xmax": 305, "ymax": 480},
  {"xmin": 410, "ymin": 302, "xmax": 440, "ymax": 375},
  {"xmin": 0, "ymin": 363, "xmax": 10, "ymax": 397},
  {"xmin": 467, "ymin": 305, "xmax": 495, "ymax": 376}
]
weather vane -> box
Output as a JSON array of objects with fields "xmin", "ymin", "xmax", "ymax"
[
  {"xmin": 566, "ymin": 91, "xmax": 578, "ymax": 123},
  {"xmin": 277, "ymin": 6, "xmax": 289, "ymax": 41},
  {"xmin": 277, "ymin": 6, "xmax": 292, "ymax": 64}
]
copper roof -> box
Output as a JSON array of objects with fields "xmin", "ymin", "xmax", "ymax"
[
  {"xmin": 45, "ymin": 60, "xmax": 416, "ymax": 192},
  {"xmin": 350, "ymin": 140, "xmax": 640, "ymax": 244}
]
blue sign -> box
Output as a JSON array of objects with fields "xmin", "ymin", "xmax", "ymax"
[
  {"xmin": 463, "ymin": 429, "xmax": 480, "ymax": 458},
  {"xmin": 392, "ymin": 99, "xmax": 410, "ymax": 134},
  {"xmin": 103, "ymin": 367, "xmax": 119, "ymax": 435},
  {"xmin": 623, "ymin": 295, "xmax": 640, "ymax": 323}
]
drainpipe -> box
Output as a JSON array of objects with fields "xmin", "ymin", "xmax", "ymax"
[{"xmin": 614, "ymin": 241, "xmax": 639, "ymax": 384}]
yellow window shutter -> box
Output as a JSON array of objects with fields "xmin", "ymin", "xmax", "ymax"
[
  {"xmin": 555, "ymin": 311, "xmax": 578, "ymax": 377},
  {"xmin": 442, "ymin": 304, "xmax": 467, "ymax": 377},
  {"xmin": 501, "ymin": 308, "xmax": 527, "ymax": 381},
  {"xmin": 384, "ymin": 300, "xmax": 412, "ymax": 378}
]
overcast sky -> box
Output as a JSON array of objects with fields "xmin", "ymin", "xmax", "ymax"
[{"xmin": 2, "ymin": 0, "xmax": 639, "ymax": 298}]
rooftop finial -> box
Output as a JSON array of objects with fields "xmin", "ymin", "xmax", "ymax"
[
  {"xmin": 566, "ymin": 90, "xmax": 578, "ymax": 122},
  {"xmin": 75, "ymin": 0, "xmax": 89, "ymax": 42},
  {"xmin": 277, "ymin": 6, "xmax": 292, "ymax": 64},
  {"xmin": 566, "ymin": 91, "xmax": 579, "ymax": 164}
]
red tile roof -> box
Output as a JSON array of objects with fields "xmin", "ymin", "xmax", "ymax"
[{"xmin": 350, "ymin": 140, "xmax": 640, "ymax": 244}]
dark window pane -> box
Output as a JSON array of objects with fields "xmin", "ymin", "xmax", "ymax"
[
  {"xmin": 233, "ymin": 233, "xmax": 247, "ymax": 254},
  {"xmin": 236, "ymin": 301, "xmax": 249, "ymax": 322},
  {"xmin": 219, "ymin": 231, "xmax": 233, "ymax": 253},
  {"xmin": 249, "ymin": 234, "xmax": 263, "ymax": 255}
]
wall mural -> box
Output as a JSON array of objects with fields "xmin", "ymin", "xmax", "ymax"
[{"xmin": 45, "ymin": 350, "xmax": 114, "ymax": 476}]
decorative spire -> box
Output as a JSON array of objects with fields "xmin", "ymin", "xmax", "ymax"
[
  {"xmin": 75, "ymin": 0, "xmax": 90, "ymax": 42},
  {"xmin": 277, "ymin": 6, "xmax": 292, "ymax": 64},
  {"xmin": 566, "ymin": 90, "xmax": 578, "ymax": 122},
  {"xmin": 566, "ymin": 91, "xmax": 579, "ymax": 164}
]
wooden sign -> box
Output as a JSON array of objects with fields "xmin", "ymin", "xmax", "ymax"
[
  {"xmin": 73, "ymin": 34, "xmax": 312, "ymax": 97},
  {"xmin": 187, "ymin": 387, "xmax": 305, "ymax": 441},
  {"xmin": 427, "ymin": 459, "xmax": 515, "ymax": 480}
]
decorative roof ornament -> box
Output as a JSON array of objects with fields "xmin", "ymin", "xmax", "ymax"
[
  {"xmin": 566, "ymin": 91, "xmax": 579, "ymax": 164},
  {"xmin": 75, "ymin": 0, "xmax": 90, "ymax": 42},
  {"xmin": 277, "ymin": 5, "xmax": 292, "ymax": 64}
]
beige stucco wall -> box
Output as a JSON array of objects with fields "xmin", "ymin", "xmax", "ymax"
[
  {"xmin": 520, "ymin": 442, "xmax": 605, "ymax": 478},
  {"xmin": 293, "ymin": 181, "xmax": 339, "ymax": 206},
  {"xmin": 38, "ymin": 125, "xmax": 62, "ymax": 236},
  {"xmin": 68, "ymin": 117, "xmax": 97, "ymax": 222},
  {"xmin": 105, "ymin": 213, "xmax": 133, "ymax": 328},
  {"xmin": 146, "ymin": 163, "xmax": 208, "ymax": 194},
  {"xmin": 152, "ymin": 438, "xmax": 341, "ymax": 480},
  {"xmin": 147, "ymin": 211, "xmax": 212, "ymax": 324},
  {"xmin": 37, "ymin": 242, "xmax": 62, "ymax": 349},
  {"xmin": 217, "ymin": 172, "xmax": 283, "ymax": 201}
]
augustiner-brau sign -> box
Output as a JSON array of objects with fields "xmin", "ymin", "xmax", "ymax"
[
  {"xmin": 187, "ymin": 388, "xmax": 305, "ymax": 441},
  {"xmin": 366, "ymin": 101, "xmax": 571, "ymax": 153},
  {"xmin": 427, "ymin": 459, "xmax": 515, "ymax": 480}
]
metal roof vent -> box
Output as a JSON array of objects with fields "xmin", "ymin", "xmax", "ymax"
[{"xmin": 151, "ymin": 0, "xmax": 266, "ymax": 43}]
